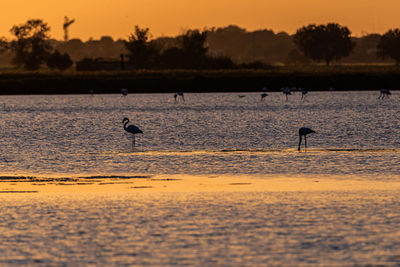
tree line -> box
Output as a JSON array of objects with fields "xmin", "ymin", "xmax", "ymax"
[{"xmin": 2, "ymin": 19, "xmax": 400, "ymax": 70}]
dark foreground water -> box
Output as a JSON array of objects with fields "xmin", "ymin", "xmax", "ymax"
[{"xmin": 0, "ymin": 91, "xmax": 399, "ymax": 266}]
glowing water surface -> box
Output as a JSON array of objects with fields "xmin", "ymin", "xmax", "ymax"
[{"xmin": 0, "ymin": 92, "xmax": 399, "ymax": 266}]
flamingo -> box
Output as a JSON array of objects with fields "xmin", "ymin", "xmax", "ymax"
[
  {"xmin": 298, "ymin": 127, "xmax": 315, "ymax": 151},
  {"xmin": 378, "ymin": 89, "xmax": 391, "ymax": 99},
  {"xmin": 261, "ymin": 93, "xmax": 268, "ymax": 101},
  {"xmin": 121, "ymin": 88, "xmax": 128, "ymax": 96},
  {"xmin": 301, "ymin": 88, "xmax": 308, "ymax": 100},
  {"xmin": 122, "ymin": 117, "xmax": 143, "ymax": 149},
  {"xmin": 282, "ymin": 88, "xmax": 291, "ymax": 101},
  {"xmin": 177, "ymin": 91, "xmax": 185, "ymax": 101}
]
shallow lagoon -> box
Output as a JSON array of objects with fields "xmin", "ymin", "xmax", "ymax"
[
  {"xmin": 0, "ymin": 91, "xmax": 399, "ymax": 177},
  {"xmin": 0, "ymin": 91, "xmax": 399, "ymax": 266}
]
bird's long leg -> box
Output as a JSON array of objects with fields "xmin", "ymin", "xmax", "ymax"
[
  {"xmin": 298, "ymin": 135, "xmax": 302, "ymax": 151},
  {"xmin": 305, "ymin": 136, "xmax": 307, "ymax": 151},
  {"xmin": 286, "ymin": 94, "xmax": 288, "ymax": 101},
  {"xmin": 132, "ymin": 135, "xmax": 135, "ymax": 150}
]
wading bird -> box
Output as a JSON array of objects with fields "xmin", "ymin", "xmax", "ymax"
[
  {"xmin": 121, "ymin": 88, "xmax": 128, "ymax": 96},
  {"xmin": 177, "ymin": 91, "xmax": 185, "ymax": 101},
  {"xmin": 122, "ymin": 117, "xmax": 143, "ymax": 149},
  {"xmin": 282, "ymin": 88, "xmax": 291, "ymax": 101},
  {"xmin": 298, "ymin": 127, "xmax": 315, "ymax": 152},
  {"xmin": 378, "ymin": 89, "xmax": 391, "ymax": 99},
  {"xmin": 261, "ymin": 93, "xmax": 268, "ymax": 101},
  {"xmin": 301, "ymin": 88, "xmax": 308, "ymax": 100}
]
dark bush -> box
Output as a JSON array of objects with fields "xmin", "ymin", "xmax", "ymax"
[
  {"xmin": 238, "ymin": 61, "xmax": 274, "ymax": 69},
  {"xmin": 46, "ymin": 50, "xmax": 73, "ymax": 70}
]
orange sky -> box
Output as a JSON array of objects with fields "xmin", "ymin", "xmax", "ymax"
[{"xmin": 1, "ymin": 0, "xmax": 399, "ymax": 40}]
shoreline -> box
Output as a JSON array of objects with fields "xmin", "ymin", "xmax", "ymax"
[{"xmin": 0, "ymin": 67, "xmax": 399, "ymax": 94}]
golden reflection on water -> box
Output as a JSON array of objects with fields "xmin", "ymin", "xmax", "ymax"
[
  {"xmin": 1, "ymin": 174, "xmax": 400, "ymax": 195},
  {"xmin": 1, "ymin": 175, "xmax": 400, "ymax": 265}
]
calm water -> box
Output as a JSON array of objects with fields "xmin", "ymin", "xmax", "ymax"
[
  {"xmin": 1, "ymin": 191, "xmax": 400, "ymax": 266},
  {"xmin": 0, "ymin": 91, "xmax": 399, "ymax": 178},
  {"xmin": 1, "ymin": 91, "xmax": 400, "ymax": 266}
]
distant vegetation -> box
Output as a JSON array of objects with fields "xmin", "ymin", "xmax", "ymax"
[
  {"xmin": 1, "ymin": 19, "xmax": 400, "ymax": 71},
  {"xmin": 9, "ymin": 19, "xmax": 52, "ymax": 70},
  {"xmin": 377, "ymin": 29, "xmax": 400, "ymax": 66},
  {"xmin": 0, "ymin": 66, "xmax": 400, "ymax": 94},
  {"xmin": 46, "ymin": 50, "xmax": 73, "ymax": 70},
  {"xmin": 293, "ymin": 23, "xmax": 355, "ymax": 66}
]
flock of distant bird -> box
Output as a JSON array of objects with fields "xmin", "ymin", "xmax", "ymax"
[
  {"xmin": 119, "ymin": 87, "xmax": 393, "ymax": 151},
  {"xmin": 260, "ymin": 87, "xmax": 310, "ymax": 101}
]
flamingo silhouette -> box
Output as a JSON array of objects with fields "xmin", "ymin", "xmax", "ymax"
[
  {"xmin": 121, "ymin": 88, "xmax": 128, "ymax": 96},
  {"xmin": 301, "ymin": 88, "xmax": 308, "ymax": 100},
  {"xmin": 282, "ymin": 88, "xmax": 291, "ymax": 101},
  {"xmin": 261, "ymin": 93, "xmax": 268, "ymax": 101},
  {"xmin": 298, "ymin": 127, "xmax": 315, "ymax": 151},
  {"xmin": 378, "ymin": 89, "xmax": 391, "ymax": 99},
  {"xmin": 122, "ymin": 117, "xmax": 143, "ymax": 149},
  {"xmin": 177, "ymin": 91, "xmax": 185, "ymax": 101}
]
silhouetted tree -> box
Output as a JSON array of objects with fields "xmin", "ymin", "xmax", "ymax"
[
  {"xmin": 179, "ymin": 29, "xmax": 208, "ymax": 67},
  {"xmin": 46, "ymin": 50, "xmax": 73, "ymax": 70},
  {"xmin": 10, "ymin": 19, "xmax": 52, "ymax": 70},
  {"xmin": 124, "ymin": 26, "xmax": 159, "ymax": 68},
  {"xmin": 377, "ymin": 29, "xmax": 400, "ymax": 66},
  {"xmin": 293, "ymin": 23, "xmax": 355, "ymax": 66},
  {"xmin": 160, "ymin": 29, "xmax": 209, "ymax": 68},
  {"xmin": 180, "ymin": 30, "xmax": 208, "ymax": 56}
]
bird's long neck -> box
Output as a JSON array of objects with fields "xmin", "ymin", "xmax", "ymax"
[
  {"xmin": 298, "ymin": 135, "xmax": 302, "ymax": 151},
  {"xmin": 123, "ymin": 120, "xmax": 129, "ymax": 131}
]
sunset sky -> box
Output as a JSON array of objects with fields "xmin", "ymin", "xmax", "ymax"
[{"xmin": 1, "ymin": 0, "xmax": 399, "ymax": 40}]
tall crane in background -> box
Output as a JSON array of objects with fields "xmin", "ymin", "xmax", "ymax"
[{"xmin": 63, "ymin": 16, "xmax": 75, "ymax": 42}]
